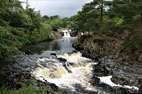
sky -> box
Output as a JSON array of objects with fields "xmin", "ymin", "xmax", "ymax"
[{"xmin": 20, "ymin": 0, "xmax": 93, "ymax": 18}]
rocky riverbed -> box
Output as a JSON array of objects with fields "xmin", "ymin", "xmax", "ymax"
[
  {"xmin": 7, "ymin": 52, "xmax": 140, "ymax": 94},
  {"xmin": 73, "ymin": 35, "xmax": 142, "ymax": 94},
  {"xmin": 1, "ymin": 36, "xmax": 142, "ymax": 94}
]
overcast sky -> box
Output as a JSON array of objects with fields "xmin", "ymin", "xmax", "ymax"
[{"xmin": 20, "ymin": 0, "xmax": 93, "ymax": 17}]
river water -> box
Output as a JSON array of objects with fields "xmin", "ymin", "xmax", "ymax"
[{"xmin": 10, "ymin": 35, "xmax": 139, "ymax": 94}]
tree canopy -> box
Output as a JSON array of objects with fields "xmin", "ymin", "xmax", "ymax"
[{"xmin": 0, "ymin": 0, "xmax": 71, "ymax": 59}]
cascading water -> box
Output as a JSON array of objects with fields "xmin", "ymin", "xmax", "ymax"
[
  {"xmin": 31, "ymin": 52, "xmax": 98, "ymax": 93},
  {"xmin": 11, "ymin": 34, "xmax": 139, "ymax": 94},
  {"xmin": 63, "ymin": 29, "xmax": 71, "ymax": 38}
]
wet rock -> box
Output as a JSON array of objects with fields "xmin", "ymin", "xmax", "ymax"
[
  {"xmin": 25, "ymin": 50, "xmax": 33, "ymax": 54},
  {"xmin": 138, "ymin": 85, "xmax": 142, "ymax": 94},
  {"xmin": 112, "ymin": 75, "xmax": 138, "ymax": 86},
  {"xmin": 58, "ymin": 58, "xmax": 67, "ymax": 62},
  {"xmin": 111, "ymin": 61, "xmax": 142, "ymax": 87},
  {"xmin": 73, "ymin": 38, "xmax": 142, "ymax": 92},
  {"xmin": 63, "ymin": 62, "xmax": 72, "ymax": 73},
  {"xmin": 91, "ymin": 77, "xmax": 138, "ymax": 94},
  {"xmin": 93, "ymin": 65, "xmax": 110, "ymax": 76},
  {"xmin": 92, "ymin": 57, "xmax": 115, "ymax": 76},
  {"xmin": 138, "ymin": 79, "xmax": 142, "ymax": 94},
  {"xmin": 74, "ymin": 84, "xmax": 98, "ymax": 94},
  {"xmin": 72, "ymin": 50, "xmax": 78, "ymax": 53},
  {"xmin": 37, "ymin": 80, "xmax": 48, "ymax": 90},
  {"xmin": 51, "ymin": 31, "xmax": 62, "ymax": 39},
  {"xmin": 69, "ymin": 62, "xmax": 74, "ymax": 65},
  {"xmin": 48, "ymin": 83, "xmax": 59, "ymax": 91},
  {"xmin": 73, "ymin": 34, "xmax": 142, "ymax": 90},
  {"xmin": 91, "ymin": 77, "xmax": 100, "ymax": 86},
  {"xmin": 87, "ymin": 52, "xmax": 142, "ymax": 88},
  {"xmin": 50, "ymin": 53, "xmax": 56, "ymax": 56},
  {"xmin": 114, "ymin": 87, "xmax": 138, "ymax": 94},
  {"xmin": 82, "ymin": 51, "xmax": 102, "ymax": 62}
]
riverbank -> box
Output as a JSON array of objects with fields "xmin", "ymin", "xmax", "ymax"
[
  {"xmin": 1, "ymin": 36, "xmax": 141, "ymax": 94},
  {"xmin": 0, "ymin": 71, "xmax": 70, "ymax": 94},
  {"xmin": 0, "ymin": 37, "xmax": 94, "ymax": 94},
  {"xmin": 0, "ymin": 31, "xmax": 62, "ymax": 93},
  {"xmin": 0, "ymin": 36, "xmax": 81, "ymax": 94},
  {"xmin": 73, "ymin": 34, "xmax": 142, "ymax": 93},
  {"xmin": 20, "ymin": 31, "xmax": 62, "ymax": 54}
]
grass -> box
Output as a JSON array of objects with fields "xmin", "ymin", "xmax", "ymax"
[
  {"xmin": 0, "ymin": 80, "xmax": 66, "ymax": 94},
  {"xmin": 0, "ymin": 83, "xmax": 46, "ymax": 94}
]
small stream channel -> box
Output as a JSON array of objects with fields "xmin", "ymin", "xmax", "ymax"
[{"xmin": 9, "ymin": 32, "xmax": 139, "ymax": 94}]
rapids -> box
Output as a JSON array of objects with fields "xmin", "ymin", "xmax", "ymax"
[
  {"xmin": 32, "ymin": 52, "xmax": 98, "ymax": 93},
  {"xmin": 11, "ymin": 35, "xmax": 139, "ymax": 93}
]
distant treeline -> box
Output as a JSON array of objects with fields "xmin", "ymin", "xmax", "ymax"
[{"xmin": 0, "ymin": 0, "xmax": 73, "ymax": 59}]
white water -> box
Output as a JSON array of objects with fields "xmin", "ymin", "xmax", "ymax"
[
  {"xmin": 99, "ymin": 76, "xmax": 139, "ymax": 90},
  {"xmin": 63, "ymin": 29, "xmax": 71, "ymax": 38},
  {"xmin": 31, "ymin": 52, "xmax": 98, "ymax": 92},
  {"xmin": 15, "ymin": 33, "xmax": 139, "ymax": 93},
  {"xmin": 31, "ymin": 52, "xmax": 139, "ymax": 93}
]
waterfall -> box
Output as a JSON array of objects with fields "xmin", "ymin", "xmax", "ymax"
[{"xmin": 63, "ymin": 29, "xmax": 71, "ymax": 37}]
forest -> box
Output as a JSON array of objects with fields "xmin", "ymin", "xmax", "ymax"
[
  {"xmin": 0, "ymin": 0, "xmax": 73, "ymax": 60},
  {"xmin": 1, "ymin": 0, "xmax": 142, "ymax": 94},
  {"xmin": 72, "ymin": 0, "xmax": 142, "ymax": 62}
]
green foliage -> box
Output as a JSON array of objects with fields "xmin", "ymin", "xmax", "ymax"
[
  {"xmin": 71, "ymin": 0, "xmax": 142, "ymax": 62},
  {"xmin": 0, "ymin": 79, "xmax": 66, "ymax": 94},
  {"xmin": 42, "ymin": 15, "xmax": 73, "ymax": 31},
  {"xmin": 0, "ymin": 1, "xmax": 70, "ymax": 92},
  {"xmin": 0, "ymin": 18, "xmax": 9, "ymax": 26},
  {"xmin": 0, "ymin": 0, "xmax": 68, "ymax": 60},
  {"xmin": 0, "ymin": 85, "xmax": 46, "ymax": 94},
  {"xmin": 50, "ymin": 18, "xmax": 63, "ymax": 31},
  {"xmin": 124, "ymin": 30, "xmax": 142, "ymax": 49},
  {"xmin": 72, "ymin": 0, "xmax": 142, "ymax": 33},
  {"xmin": 40, "ymin": 22, "xmax": 52, "ymax": 40},
  {"xmin": 61, "ymin": 17, "xmax": 75, "ymax": 29},
  {"xmin": 72, "ymin": 1, "xmax": 102, "ymax": 32}
]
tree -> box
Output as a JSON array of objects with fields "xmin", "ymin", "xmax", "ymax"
[{"xmin": 93, "ymin": 0, "xmax": 112, "ymax": 31}]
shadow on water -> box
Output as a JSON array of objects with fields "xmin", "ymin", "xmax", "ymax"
[
  {"xmin": 21, "ymin": 41, "xmax": 60, "ymax": 54},
  {"xmin": 21, "ymin": 37, "xmax": 77, "ymax": 54}
]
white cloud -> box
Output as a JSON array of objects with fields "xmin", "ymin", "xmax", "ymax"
[{"xmin": 20, "ymin": 0, "xmax": 93, "ymax": 17}]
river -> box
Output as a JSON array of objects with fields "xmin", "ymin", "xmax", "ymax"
[{"xmin": 10, "ymin": 32, "xmax": 139, "ymax": 94}]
